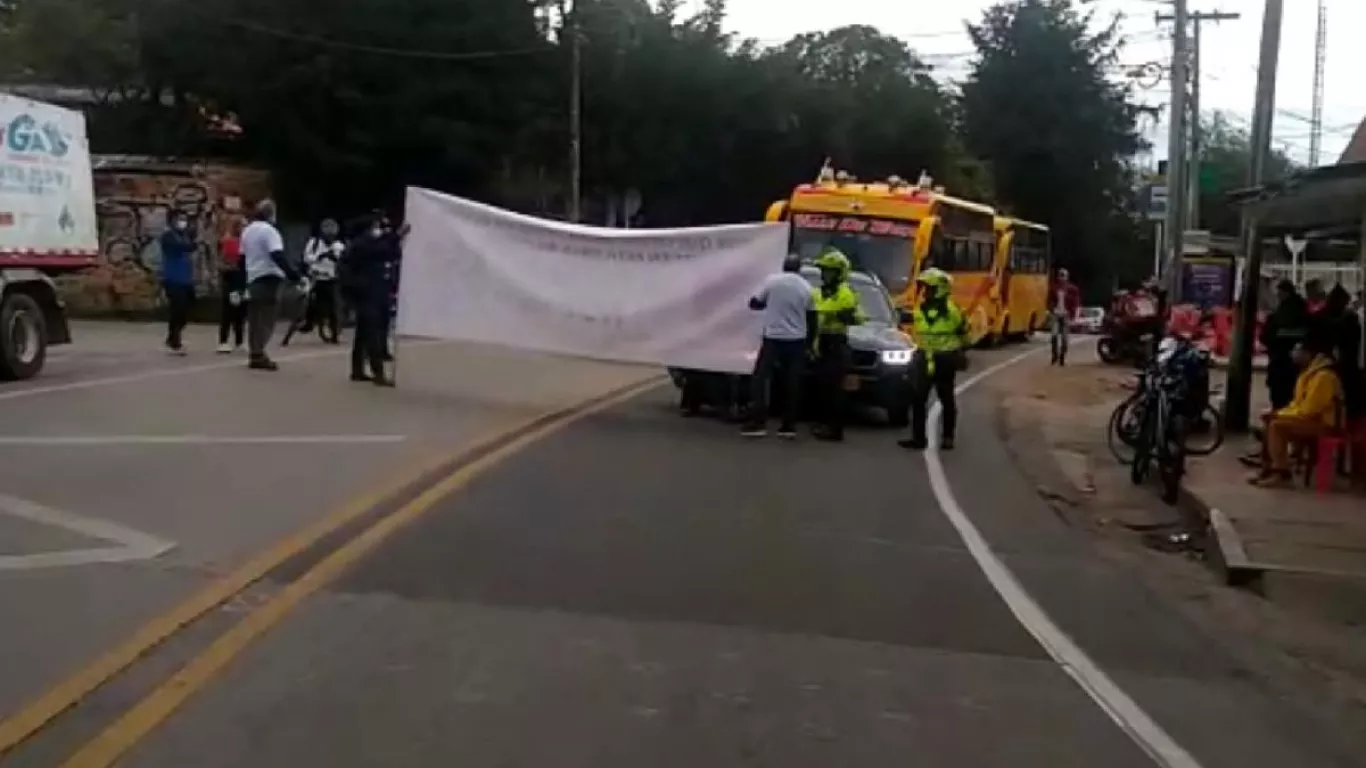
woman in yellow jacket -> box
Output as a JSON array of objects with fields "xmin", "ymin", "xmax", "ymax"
[{"xmin": 1251, "ymin": 339, "xmax": 1344, "ymax": 487}]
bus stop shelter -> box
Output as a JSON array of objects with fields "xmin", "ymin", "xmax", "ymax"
[{"xmin": 1224, "ymin": 161, "xmax": 1366, "ymax": 431}]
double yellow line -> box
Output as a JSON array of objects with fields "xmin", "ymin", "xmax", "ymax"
[{"xmin": 0, "ymin": 376, "xmax": 662, "ymax": 768}]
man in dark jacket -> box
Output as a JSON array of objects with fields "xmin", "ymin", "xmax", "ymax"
[
  {"xmin": 342, "ymin": 214, "xmax": 404, "ymax": 386},
  {"xmin": 1260, "ymin": 280, "xmax": 1310, "ymax": 411},
  {"xmin": 1313, "ymin": 284, "xmax": 1363, "ymax": 417}
]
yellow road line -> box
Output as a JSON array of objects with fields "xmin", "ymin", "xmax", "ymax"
[
  {"xmin": 58, "ymin": 376, "xmax": 661, "ymax": 768},
  {"xmin": 0, "ymin": 375, "xmax": 657, "ymax": 759}
]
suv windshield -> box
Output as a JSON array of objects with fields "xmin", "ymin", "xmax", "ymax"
[
  {"xmin": 789, "ymin": 214, "xmax": 915, "ymax": 296},
  {"xmin": 801, "ymin": 271, "xmax": 897, "ymax": 326}
]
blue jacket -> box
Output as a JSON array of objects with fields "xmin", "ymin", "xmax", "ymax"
[{"xmin": 160, "ymin": 230, "xmax": 196, "ymax": 286}]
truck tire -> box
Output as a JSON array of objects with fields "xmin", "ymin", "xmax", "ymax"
[{"xmin": 0, "ymin": 292, "xmax": 47, "ymax": 381}]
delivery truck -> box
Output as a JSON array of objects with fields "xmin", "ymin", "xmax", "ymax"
[{"xmin": 0, "ymin": 91, "xmax": 98, "ymax": 379}]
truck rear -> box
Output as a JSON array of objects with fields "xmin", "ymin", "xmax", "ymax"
[{"xmin": 0, "ymin": 92, "xmax": 98, "ymax": 379}]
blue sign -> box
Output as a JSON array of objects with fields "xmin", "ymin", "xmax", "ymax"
[
  {"xmin": 1, "ymin": 113, "xmax": 70, "ymax": 157},
  {"xmin": 1181, "ymin": 256, "xmax": 1234, "ymax": 311}
]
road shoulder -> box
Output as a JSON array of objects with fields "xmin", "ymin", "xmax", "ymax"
[{"xmin": 984, "ymin": 356, "xmax": 1366, "ymax": 761}]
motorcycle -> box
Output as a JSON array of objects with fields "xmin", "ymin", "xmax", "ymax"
[{"xmin": 1097, "ymin": 290, "xmax": 1162, "ymax": 366}]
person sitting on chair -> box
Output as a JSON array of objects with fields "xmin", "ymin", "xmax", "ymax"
[{"xmin": 1249, "ymin": 338, "xmax": 1344, "ymax": 488}]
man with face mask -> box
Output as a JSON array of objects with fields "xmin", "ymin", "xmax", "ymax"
[
  {"xmin": 899, "ymin": 268, "xmax": 970, "ymax": 451},
  {"xmin": 342, "ymin": 214, "xmax": 404, "ymax": 386},
  {"xmin": 240, "ymin": 199, "xmax": 300, "ymax": 371},
  {"xmin": 292, "ymin": 218, "xmax": 344, "ymax": 344},
  {"xmin": 159, "ymin": 210, "xmax": 197, "ymax": 355}
]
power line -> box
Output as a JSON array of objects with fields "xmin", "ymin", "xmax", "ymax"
[{"xmin": 206, "ymin": 15, "xmax": 556, "ymax": 61}]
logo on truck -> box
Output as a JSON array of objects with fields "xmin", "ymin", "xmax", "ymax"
[{"xmin": 1, "ymin": 114, "xmax": 70, "ymax": 157}]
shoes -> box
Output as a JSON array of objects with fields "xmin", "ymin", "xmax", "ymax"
[
  {"xmin": 776, "ymin": 427, "xmax": 798, "ymax": 440},
  {"xmin": 350, "ymin": 373, "xmax": 372, "ymax": 382},
  {"xmin": 248, "ymin": 357, "xmax": 279, "ymax": 371},
  {"xmin": 898, "ymin": 437, "xmax": 928, "ymax": 451},
  {"xmin": 166, "ymin": 344, "xmax": 187, "ymax": 357},
  {"xmin": 372, "ymin": 376, "xmax": 395, "ymax": 388},
  {"xmin": 216, "ymin": 343, "xmax": 233, "ymax": 354},
  {"xmin": 940, "ymin": 436, "xmax": 956, "ymax": 451},
  {"xmin": 740, "ymin": 425, "xmax": 768, "ymax": 438}
]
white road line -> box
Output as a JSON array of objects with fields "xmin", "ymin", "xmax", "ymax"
[
  {"xmin": 0, "ymin": 493, "xmax": 176, "ymax": 571},
  {"xmin": 0, "ymin": 338, "xmax": 446, "ymax": 404},
  {"xmin": 0, "ymin": 435, "xmax": 407, "ymax": 447},
  {"xmin": 926, "ymin": 348, "xmax": 1204, "ymax": 768}
]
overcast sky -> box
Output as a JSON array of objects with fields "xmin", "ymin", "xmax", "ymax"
[{"xmin": 710, "ymin": 0, "xmax": 1362, "ymax": 168}]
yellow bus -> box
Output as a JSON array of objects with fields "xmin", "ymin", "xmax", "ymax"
[
  {"xmin": 765, "ymin": 167, "xmax": 1000, "ymax": 345},
  {"xmin": 992, "ymin": 216, "xmax": 1052, "ymax": 341}
]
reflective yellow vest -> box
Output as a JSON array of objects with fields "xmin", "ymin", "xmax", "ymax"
[
  {"xmin": 912, "ymin": 302, "xmax": 968, "ymax": 373},
  {"xmin": 813, "ymin": 284, "xmax": 863, "ymax": 336}
]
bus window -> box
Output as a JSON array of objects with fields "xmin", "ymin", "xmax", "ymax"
[{"xmin": 932, "ymin": 235, "xmax": 995, "ymax": 272}]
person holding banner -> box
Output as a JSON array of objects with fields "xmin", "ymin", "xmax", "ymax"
[
  {"xmin": 343, "ymin": 214, "xmax": 403, "ymax": 386},
  {"xmin": 811, "ymin": 249, "xmax": 864, "ymax": 442},
  {"xmin": 741, "ymin": 255, "xmax": 816, "ymax": 439}
]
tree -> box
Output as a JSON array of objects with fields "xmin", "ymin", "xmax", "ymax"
[
  {"xmin": 136, "ymin": 0, "xmax": 554, "ymax": 218},
  {"xmin": 0, "ymin": 0, "xmax": 143, "ymax": 97},
  {"xmin": 1194, "ymin": 111, "xmax": 1297, "ymax": 236},
  {"xmin": 0, "ymin": 0, "xmax": 979, "ymax": 228},
  {"xmin": 961, "ymin": 0, "xmax": 1147, "ymax": 294}
]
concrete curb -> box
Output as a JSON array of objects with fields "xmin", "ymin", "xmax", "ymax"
[{"xmin": 1175, "ymin": 481, "xmax": 1263, "ymax": 588}]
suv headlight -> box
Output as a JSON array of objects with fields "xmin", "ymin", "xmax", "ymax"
[{"xmin": 880, "ymin": 349, "xmax": 913, "ymax": 365}]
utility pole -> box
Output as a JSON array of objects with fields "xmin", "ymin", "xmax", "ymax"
[
  {"xmin": 568, "ymin": 0, "xmax": 583, "ymax": 223},
  {"xmin": 1225, "ymin": 0, "xmax": 1285, "ymax": 434},
  {"xmin": 1157, "ymin": 10, "xmax": 1239, "ymax": 251},
  {"xmin": 1309, "ymin": 0, "xmax": 1327, "ymax": 167},
  {"xmin": 1159, "ymin": 0, "xmax": 1189, "ymax": 295}
]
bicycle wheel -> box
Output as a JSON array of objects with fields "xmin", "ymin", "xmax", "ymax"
[
  {"xmin": 1159, "ymin": 414, "xmax": 1187, "ymax": 505},
  {"xmin": 1130, "ymin": 409, "xmax": 1154, "ymax": 486},
  {"xmin": 1107, "ymin": 394, "xmax": 1143, "ymax": 464},
  {"xmin": 1182, "ymin": 403, "xmax": 1225, "ymax": 457}
]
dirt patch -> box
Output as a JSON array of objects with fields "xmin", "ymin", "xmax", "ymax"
[{"xmin": 988, "ymin": 357, "xmax": 1366, "ymax": 752}]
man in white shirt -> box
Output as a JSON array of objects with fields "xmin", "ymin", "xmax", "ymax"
[
  {"xmin": 240, "ymin": 199, "xmax": 299, "ymax": 371},
  {"xmin": 741, "ymin": 255, "xmax": 817, "ymax": 439}
]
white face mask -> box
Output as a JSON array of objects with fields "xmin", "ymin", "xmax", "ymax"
[
  {"xmin": 370, "ymin": 228, "xmax": 383, "ymax": 239},
  {"xmin": 173, "ymin": 221, "xmax": 187, "ymax": 231}
]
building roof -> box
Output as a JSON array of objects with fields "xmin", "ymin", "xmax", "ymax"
[
  {"xmin": 1228, "ymin": 161, "xmax": 1366, "ymax": 236},
  {"xmin": 1341, "ymin": 116, "xmax": 1366, "ymax": 165}
]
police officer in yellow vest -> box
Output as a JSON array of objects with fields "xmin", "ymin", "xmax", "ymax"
[
  {"xmin": 811, "ymin": 249, "xmax": 865, "ymax": 442},
  {"xmin": 899, "ymin": 268, "xmax": 970, "ymax": 451}
]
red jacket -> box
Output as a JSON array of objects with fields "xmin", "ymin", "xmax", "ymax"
[{"xmin": 1051, "ymin": 280, "xmax": 1081, "ymax": 319}]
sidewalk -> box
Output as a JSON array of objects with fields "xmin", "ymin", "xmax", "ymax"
[
  {"xmin": 1185, "ymin": 370, "xmax": 1366, "ymax": 624},
  {"xmin": 987, "ymin": 357, "xmax": 1366, "ymax": 732}
]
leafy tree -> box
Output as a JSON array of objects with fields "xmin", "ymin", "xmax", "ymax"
[
  {"xmin": 1, "ymin": 0, "xmax": 979, "ymax": 229},
  {"xmin": 962, "ymin": 0, "xmax": 1147, "ymax": 294},
  {"xmin": 0, "ymin": 0, "xmax": 143, "ymax": 98},
  {"xmin": 1194, "ymin": 111, "xmax": 1297, "ymax": 236}
]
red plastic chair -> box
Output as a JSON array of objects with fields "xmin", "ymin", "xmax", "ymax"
[{"xmin": 1314, "ymin": 415, "xmax": 1366, "ymax": 493}]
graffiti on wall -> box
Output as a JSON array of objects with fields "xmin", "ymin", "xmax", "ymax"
[
  {"xmin": 54, "ymin": 161, "xmax": 270, "ymax": 315},
  {"xmin": 94, "ymin": 166, "xmax": 265, "ymax": 295}
]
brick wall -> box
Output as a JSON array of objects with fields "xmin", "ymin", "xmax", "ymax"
[{"xmin": 56, "ymin": 159, "xmax": 272, "ymax": 317}]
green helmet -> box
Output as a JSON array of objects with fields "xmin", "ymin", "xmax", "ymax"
[
  {"xmin": 916, "ymin": 267, "xmax": 952, "ymax": 290},
  {"xmin": 813, "ymin": 248, "xmax": 851, "ymax": 278}
]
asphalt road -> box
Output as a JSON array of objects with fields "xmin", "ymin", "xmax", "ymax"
[
  {"xmin": 1, "ymin": 337, "xmax": 1344, "ymax": 768},
  {"xmin": 2, "ymin": 330, "xmax": 1359, "ymax": 767}
]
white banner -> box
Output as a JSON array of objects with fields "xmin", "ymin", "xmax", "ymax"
[
  {"xmin": 0, "ymin": 93, "xmax": 98, "ymax": 262},
  {"xmin": 398, "ymin": 187, "xmax": 788, "ymax": 373}
]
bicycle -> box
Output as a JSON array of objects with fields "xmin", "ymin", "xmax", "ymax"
[
  {"xmin": 1128, "ymin": 362, "xmax": 1189, "ymax": 505},
  {"xmin": 1107, "ymin": 338, "xmax": 1223, "ymax": 465}
]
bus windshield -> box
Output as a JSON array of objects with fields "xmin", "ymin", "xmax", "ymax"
[{"xmin": 789, "ymin": 213, "xmax": 916, "ymax": 297}]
